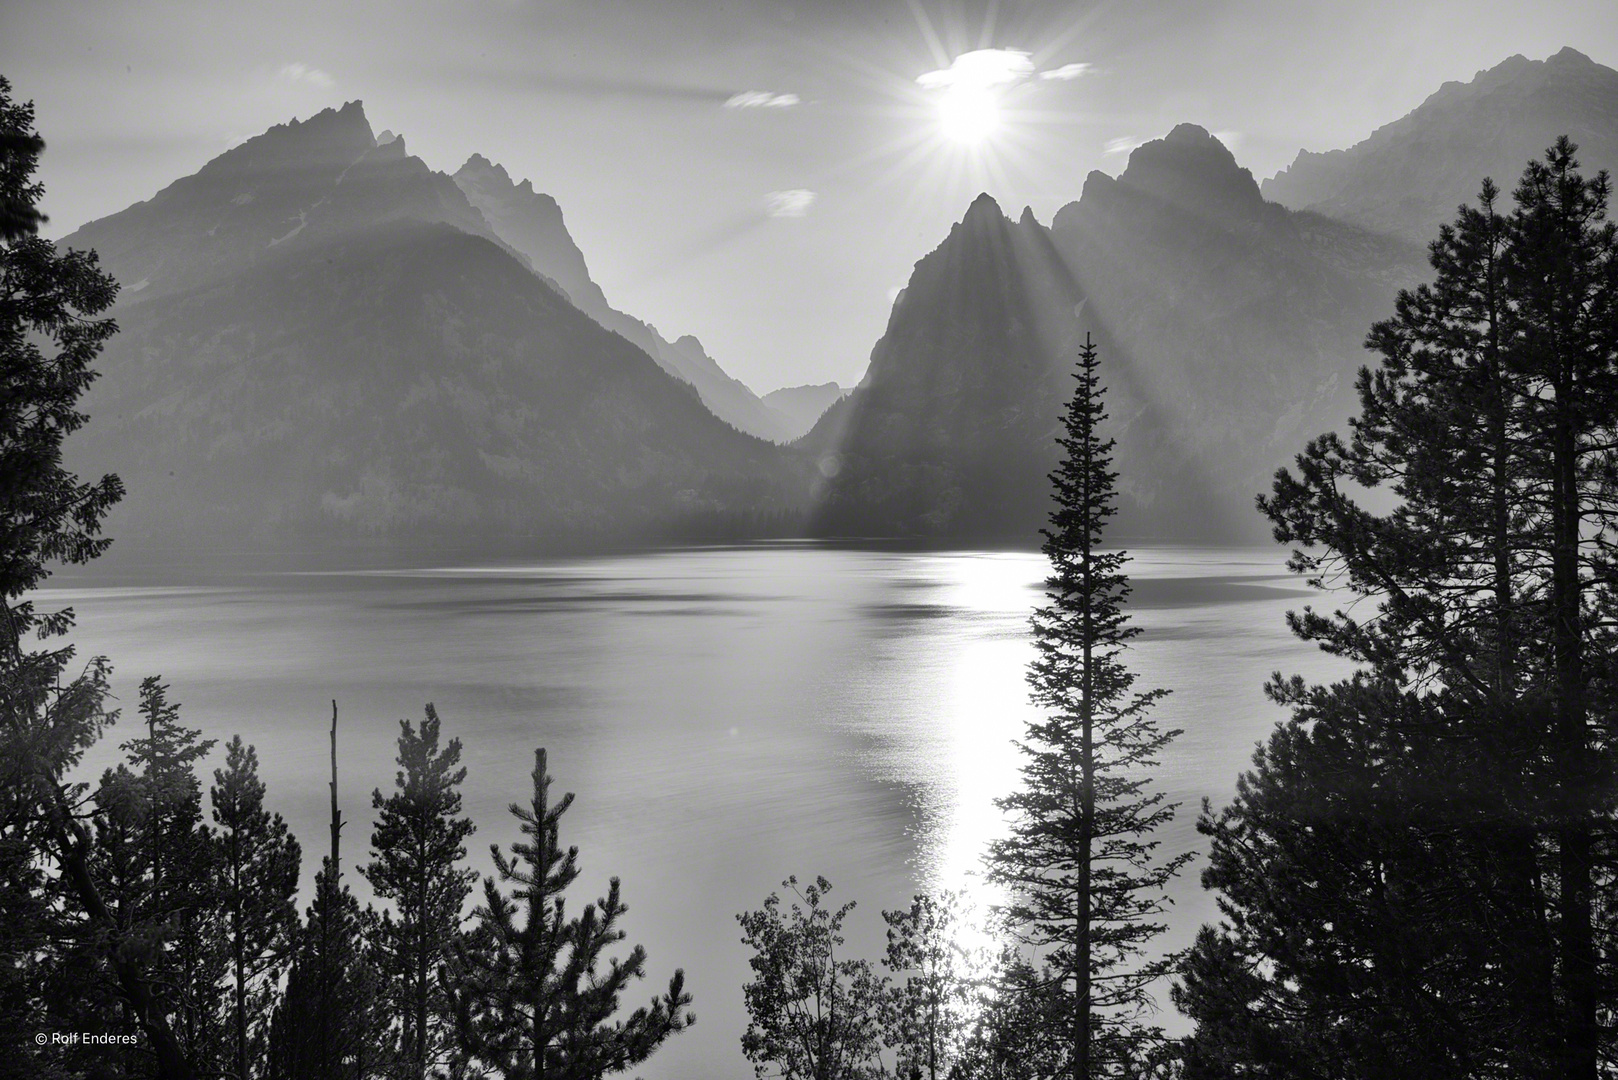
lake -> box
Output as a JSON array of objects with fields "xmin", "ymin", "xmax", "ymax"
[{"xmin": 43, "ymin": 542, "xmax": 1348, "ymax": 1079}]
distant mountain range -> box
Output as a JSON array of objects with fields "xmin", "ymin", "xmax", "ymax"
[
  {"xmin": 58, "ymin": 47, "xmax": 1618, "ymax": 552},
  {"xmin": 805, "ymin": 125, "xmax": 1426, "ymax": 541},
  {"xmin": 60, "ymin": 104, "xmax": 810, "ymax": 551},
  {"xmin": 1262, "ymin": 47, "xmax": 1618, "ymax": 244},
  {"xmin": 805, "ymin": 48, "xmax": 1616, "ymax": 542},
  {"xmin": 761, "ymin": 383, "xmax": 848, "ymax": 440}
]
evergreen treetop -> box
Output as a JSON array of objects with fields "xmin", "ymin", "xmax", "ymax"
[
  {"xmin": 449, "ymin": 747, "xmax": 693, "ymax": 1080},
  {"xmin": 988, "ymin": 332, "xmax": 1189, "ymax": 1078}
]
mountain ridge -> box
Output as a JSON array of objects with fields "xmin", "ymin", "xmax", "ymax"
[
  {"xmin": 1261, "ymin": 47, "xmax": 1618, "ymax": 242},
  {"xmin": 450, "ymin": 154, "xmax": 798, "ymax": 442},
  {"xmin": 807, "ymin": 125, "xmax": 1429, "ymax": 542},
  {"xmin": 60, "ymin": 106, "xmax": 811, "ymax": 552}
]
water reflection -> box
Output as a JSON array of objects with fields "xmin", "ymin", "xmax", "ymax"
[{"xmin": 43, "ymin": 544, "xmax": 1343, "ymax": 1079}]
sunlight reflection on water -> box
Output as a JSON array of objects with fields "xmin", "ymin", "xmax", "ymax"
[{"xmin": 41, "ymin": 543, "xmax": 1345, "ymax": 1079}]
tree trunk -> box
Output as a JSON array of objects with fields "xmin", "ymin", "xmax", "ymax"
[{"xmin": 1552, "ymin": 383, "xmax": 1595, "ymax": 1080}]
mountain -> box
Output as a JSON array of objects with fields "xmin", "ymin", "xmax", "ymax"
[
  {"xmin": 806, "ymin": 126, "xmax": 1427, "ymax": 542},
  {"xmin": 801, "ymin": 194, "xmax": 1090, "ymax": 538},
  {"xmin": 1047, "ymin": 124, "xmax": 1427, "ymax": 534},
  {"xmin": 761, "ymin": 383, "xmax": 847, "ymax": 441},
  {"xmin": 451, "ymin": 154, "xmax": 796, "ymax": 442},
  {"xmin": 59, "ymin": 104, "xmax": 808, "ymax": 552},
  {"xmin": 1263, "ymin": 47, "xmax": 1618, "ymax": 243},
  {"xmin": 62, "ymin": 103, "xmax": 531, "ymax": 306}
]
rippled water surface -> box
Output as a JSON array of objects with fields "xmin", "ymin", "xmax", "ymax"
[{"xmin": 45, "ymin": 543, "xmax": 1347, "ymax": 1079}]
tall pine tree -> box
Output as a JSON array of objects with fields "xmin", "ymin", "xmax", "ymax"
[
  {"xmin": 987, "ymin": 332, "xmax": 1189, "ymax": 1078},
  {"xmin": 365, "ymin": 704, "xmax": 477, "ymax": 1080},
  {"xmin": 1179, "ymin": 142, "xmax": 1618, "ymax": 1078},
  {"xmin": 448, "ymin": 747, "xmax": 693, "ymax": 1080},
  {"xmin": 113, "ymin": 678, "xmax": 225, "ymax": 1073},
  {"xmin": 211, "ymin": 736, "xmax": 301, "ymax": 1080},
  {"xmin": 1504, "ymin": 138, "xmax": 1618, "ymax": 1080},
  {"xmin": 0, "ymin": 73, "xmax": 190, "ymax": 1077}
]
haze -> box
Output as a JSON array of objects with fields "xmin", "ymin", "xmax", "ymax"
[{"xmin": 5, "ymin": 0, "xmax": 1616, "ymax": 392}]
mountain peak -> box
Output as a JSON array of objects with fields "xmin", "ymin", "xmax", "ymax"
[
  {"xmin": 1118, "ymin": 124, "xmax": 1265, "ymax": 219},
  {"xmin": 1550, "ymin": 45, "xmax": 1592, "ymax": 63},
  {"xmin": 284, "ymin": 100, "xmax": 372, "ymax": 139},
  {"xmin": 965, "ymin": 191, "xmax": 1003, "ymax": 218},
  {"xmin": 1261, "ymin": 46, "xmax": 1618, "ymax": 242},
  {"xmin": 1164, "ymin": 122, "xmax": 1220, "ymax": 147},
  {"xmin": 456, "ymin": 153, "xmax": 514, "ymax": 188}
]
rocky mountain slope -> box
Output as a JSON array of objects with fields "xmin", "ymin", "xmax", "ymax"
[
  {"xmin": 451, "ymin": 154, "xmax": 797, "ymax": 442},
  {"xmin": 60, "ymin": 104, "xmax": 808, "ymax": 552},
  {"xmin": 805, "ymin": 126, "xmax": 1427, "ymax": 542},
  {"xmin": 1262, "ymin": 47, "xmax": 1618, "ymax": 244}
]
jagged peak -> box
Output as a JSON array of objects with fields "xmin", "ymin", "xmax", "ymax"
[
  {"xmin": 456, "ymin": 152, "xmax": 513, "ymax": 186},
  {"xmin": 1549, "ymin": 45, "xmax": 1595, "ymax": 65},
  {"xmin": 1117, "ymin": 124, "xmax": 1265, "ymax": 216},
  {"xmin": 369, "ymin": 133, "xmax": 408, "ymax": 161},
  {"xmin": 285, "ymin": 100, "xmax": 370, "ymax": 134},
  {"xmin": 192, "ymin": 100, "xmax": 375, "ymax": 181},
  {"xmin": 965, "ymin": 191, "xmax": 1003, "ymax": 217}
]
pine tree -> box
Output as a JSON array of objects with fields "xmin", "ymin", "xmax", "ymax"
[
  {"xmin": 365, "ymin": 704, "xmax": 477, "ymax": 1080},
  {"xmin": 0, "ymin": 74, "xmax": 200, "ymax": 1076},
  {"xmin": 1180, "ymin": 143, "xmax": 1618, "ymax": 1077},
  {"xmin": 985, "ymin": 332, "xmax": 1189, "ymax": 1078},
  {"xmin": 736, "ymin": 875, "xmax": 888, "ymax": 1080},
  {"xmin": 268, "ymin": 703, "xmax": 384, "ymax": 1080},
  {"xmin": 1503, "ymin": 138, "xmax": 1618, "ymax": 1080},
  {"xmin": 211, "ymin": 736, "xmax": 301, "ymax": 1080},
  {"xmin": 117, "ymin": 679, "xmax": 226, "ymax": 1071},
  {"xmin": 448, "ymin": 747, "xmax": 693, "ymax": 1080}
]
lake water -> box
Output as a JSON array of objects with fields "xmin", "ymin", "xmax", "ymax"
[{"xmin": 43, "ymin": 543, "xmax": 1347, "ymax": 1079}]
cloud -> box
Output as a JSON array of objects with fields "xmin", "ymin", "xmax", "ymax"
[
  {"xmin": 765, "ymin": 190, "xmax": 816, "ymax": 218},
  {"xmin": 278, "ymin": 62, "xmax": 334, "ymax": 89},
  {"xmin": 1211, "ymin": 129, "xmax": 1243, "ymax": 150},
  {"xmin": 1103, "ymin": 136, "xmax": 1145, "ymax": 156},
  {"xmin": 917, "ymin": 49, "xmax": 1033, "ymax": 91},
  {"xmin": 1040, "ymin": 62, "xmax": 1093, "ymax": 81},
  {"xmin": 725, "ymin": 90, "xmax": 800, "ymax": 109}
]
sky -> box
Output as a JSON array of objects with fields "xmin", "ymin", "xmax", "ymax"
[{"xmin": 4, "ymin": 0, "xmax": 1618, "ymax": 393}]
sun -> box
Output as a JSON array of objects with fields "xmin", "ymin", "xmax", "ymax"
[{"xmin": 937, "ymin": 84, "xmax": 1002, "ymax": 146}]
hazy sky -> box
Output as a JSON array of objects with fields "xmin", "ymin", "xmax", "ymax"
[{"xmin": 5, "ymin": 0, "xmax": 1617, "ymax": 392}]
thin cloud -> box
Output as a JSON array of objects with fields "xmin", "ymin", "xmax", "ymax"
[
  {"xmin": 1103, "ymin": 136, "xmax": 1145, "ymax": 156},
  {"xmin": 1040, "ymin": 62, "xmax": 1093, "ymax": 81},
  {"xmin": 278, "ymin": 62, "xmax": 334, "ymax": 89},
  {"xmin": 725, "ymin": 91, "xmax": 800, "ymax": 109},
  {"xmin": 765, "ymin": 190, "xmax": 816, "ymax": 218},
  {"xmin": 917, "ymin": 49, "xmax": 1033, "ymax": 90}
]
